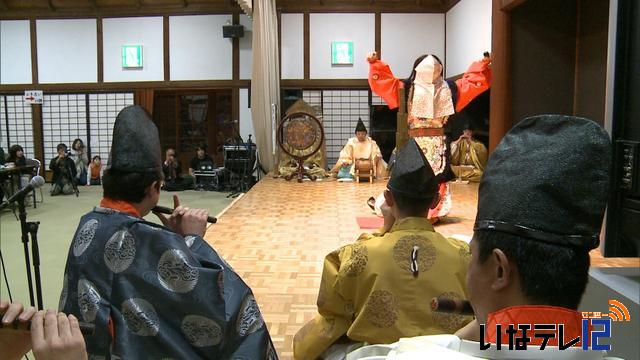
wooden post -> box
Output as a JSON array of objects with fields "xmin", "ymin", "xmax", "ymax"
[
  {"xmin": 31, "ymin": 103, "xmax": 45, "ymax": 176},
  {"xmin": 489, "ymin": 0, "xmax": 513, "ymax": 152},
  {"xmin": 396, "ymin": 87, "xmax": 409, "ymax": 150}
]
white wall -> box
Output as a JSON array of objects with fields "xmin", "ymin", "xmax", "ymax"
[
  {"xmin": 381, "ymin": 14, "xmax": 445, "ymax": 79},
  {"xmin": 239, "ymin": 88, "xmax": 255, "ymax": 143},
  {"xmin": 36, "ymin": 19, "xmax": 97, "ymax": 83},
  {"xmin": 446, "ymin": 0, "xmax": 492, "ymax": 76},
  {"xmin": 280, "ymin": 13, "xmax": 304, "ymax": 79},
  {"xmin": 102, "ymin": 17, "xmax": 164, "ymax": 82},
  {"xmin": 169, "ymin": 15, "xmax": 232, "ymax": 80},
  {"xmin": 0, "ymin": 20, "xmax": 32, "ymax": 84},
  {"xmin": 309, "ymin": 13, "xmax": 375, "ymax": 79},
  {"xmin": 239, "ymin": 14, "xmax": 253, "ymax": 80}
]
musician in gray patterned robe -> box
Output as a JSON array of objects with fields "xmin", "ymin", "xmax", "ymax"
[{"xmin": 59, "ymin": 105, "xmax": 276, "ymax": 359}]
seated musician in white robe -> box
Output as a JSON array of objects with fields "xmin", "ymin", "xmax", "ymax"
[{"xmin": 331, "ymin": 118, "xmax": 387, "ymax": 179}]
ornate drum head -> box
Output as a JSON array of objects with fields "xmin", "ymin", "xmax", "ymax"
[
  {"xmin": 277, "ymin": 112, "xmax": 325, "ymax": 160},
  {"xmin": 285, "ymin": 118, "xmax": 317, "ymax": 150}
]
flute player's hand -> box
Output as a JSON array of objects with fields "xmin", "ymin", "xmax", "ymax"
[
  {"xmin": 0, "ymin": 299, "xmax": 36, "ymax": 360},
  {"xmin": 153, "ymin": 195, "xmax": 208, "ymax": 237},
  {"xmin": 31, "ymin": 309, "xmax": 87, "ymax": 360}
]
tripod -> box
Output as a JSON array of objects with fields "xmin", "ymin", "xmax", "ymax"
[{"xmin": 67, "ymin": 163, "xmax": 80, "ymax": 197}]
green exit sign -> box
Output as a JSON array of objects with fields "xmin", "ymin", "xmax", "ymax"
[
  {"xmin": 121, "ymin": 45, "xmax": 143, "ymax": 68},
  {"xmin": 331, "ymin": 41, "xmax": 353, "ymax": 65}
]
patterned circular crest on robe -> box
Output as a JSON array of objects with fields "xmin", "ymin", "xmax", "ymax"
[
  {"xmin": 157, "ymin": 249, "xmax": 199, "ymax": 293},
  {"xmin": 181, "ymin": 315, "xmax": 222, "ymax": 347},
  {"xmin": 104, "ymin": 230, "xmax": 136, "ymax": 273},
  {"xmin": 73, "ymin": 219, "xmax": 99, "ymax": 257},
  {"xmin": 363, "ymin": 290, "xmax": 398, "ymax": 328},
  {"xmin": 58, "ymin": 273, "xmax": 69, "ymax": 312},
  {"xmin": 236, "ymin": 295, "xmax": 264, "ymax": 337},
  {"xmin": 431, "ymin": 291, "xmax": 472, "ymax": 333},
  {"xmin": 122, "ymin": 298, "xmax": 160, "ymax": 336},
  {"xmin": 393, "ymin": 235, "xmax": 436, "ymax": 273},
  {"xmin": 78, "ymin": 278, "xmax": 101, "ymax": 322},
  {"xmin": 339, "ymin": 243, "xmax": 369, "ymax": 278},
  {"xmin": 284, "ymin": 117, "xmax": 317, "ymax": 151}
]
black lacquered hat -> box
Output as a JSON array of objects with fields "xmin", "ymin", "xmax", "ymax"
[{"xmin": 474, "ymin": 115, "xmax": 611, "ymax": 250}]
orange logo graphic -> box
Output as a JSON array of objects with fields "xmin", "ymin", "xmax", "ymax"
[{"xmin": 602, "ymin": 300, "xmax": 631, "ymax": 322}]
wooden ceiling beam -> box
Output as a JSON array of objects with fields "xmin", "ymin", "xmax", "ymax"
[{"xmin": 0, "ymin": 0, "xmax": 452, "ymax": 19}]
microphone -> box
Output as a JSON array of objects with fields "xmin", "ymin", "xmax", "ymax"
[
  {"xmin": 0, "ymin": 176, "xmax": 45, "ymax": 210},
  {"xmin": 152, "ymin": 205, "xmax": 217, "ymax": 224}
]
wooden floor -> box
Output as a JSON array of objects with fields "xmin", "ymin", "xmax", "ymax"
[{"xmin": 203, "ymin": 177, "xmax": 639, "ymax": 359}]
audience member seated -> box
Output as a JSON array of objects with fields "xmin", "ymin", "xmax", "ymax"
[
  {"xmin": 162, "ymin": 148, "xmax": 192, "ymax": 191},
  {"xmin": 49, "ymin": 143, "xmax": 77, "ymax": 196},
  {"xmin": 88, "ymin": 155, "xmax": 103, "ymax": 186},
  {"xmin": 72, "ymin": 138, "xmax": 89, "ymax": 186},
  {"xmin": 450, "ymin": 124, "xmax": 488, "ymax": 183},
  {"xmin": 331, "ymin": 119, "xmax": 387, "ymax": 180},
  {"xmin": 0, "ymin": 300, "xmax": 87, "ymax": 360},
  {"xmin": 3, "ymin": 144, "xmax": 36, "ymax": 204},
  {"xmin": 189, "ymin": 144, "xmax": 217, "ymax": 190},
  {"xmin": 348, "ymin": 115, "xmax": 613, "ymax": 359},
  {"xmin": 59, "ymin": 106, "xmax": 275, "ymax": 358},
  {"xmin": 6, "ymin": 144, "xmax": 27, "ymax": 167},
  {"xmin": 294, "ymin": 139, "xmax": 472, "ymax": 360},
  {"xmin": 189, "ymin": 144, "xmax": 215, "ymax": 176}
]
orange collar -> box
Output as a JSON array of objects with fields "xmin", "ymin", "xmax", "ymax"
[
  {"xmin": 100, "ymin": 198, "xmax": 141, "ymax": 218},
  {"xmin": 486, "ymin": 305, "xmax": 584, "ymax": 347}
]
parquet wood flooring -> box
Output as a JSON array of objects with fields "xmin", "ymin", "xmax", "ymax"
[{"xmin": 202, "ymin": 177, "xmax": 638, "ymax": 358}]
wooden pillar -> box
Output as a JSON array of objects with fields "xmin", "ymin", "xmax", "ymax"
[
  {"xmin": 303, "ymin": 12, "xmax": 310, "ymax": 80},
  {"xmin": 31, "ymin": 103, "xmax": 44, "ymax": 175},
  {"xmin": 489, "ymin": 0, "xmax": 513, "ymax": 152},
  {"xmin": 375, "ymin": 12, "xmax": 381, "ymax": 58},
  {"xmin": 134, "ymin": 90, "xmax": 154, "ymax": 116}
]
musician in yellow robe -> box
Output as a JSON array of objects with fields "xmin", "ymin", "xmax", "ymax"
[
  {"xmin": 331, "ymin": 118, "xmax": 387, "ymax": 179},
  {"xmin": 450, "ymin": 125, "xmax": 488, "ymax": 182},
  {"xmin": 294, "ymin": 139, "xmax": 472, "ymax": 360}
]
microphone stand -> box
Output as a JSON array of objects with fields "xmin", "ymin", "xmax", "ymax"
[
  {"xmin": 248, "ymin": 135, "xmax": 267, "ymax": 181},
  {"xmin": 18, "ymin": 196, "xmax": 43, "ymax": 309}
]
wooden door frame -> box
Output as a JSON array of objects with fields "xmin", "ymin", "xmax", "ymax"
[{"xmin": 488, "ymin": 0, "xmax": 530, "ymax": 152}]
